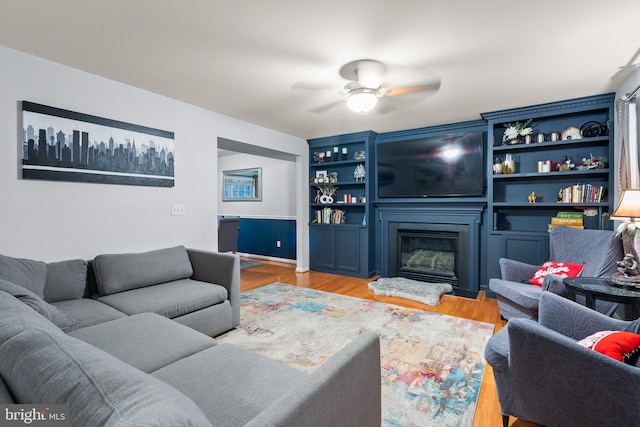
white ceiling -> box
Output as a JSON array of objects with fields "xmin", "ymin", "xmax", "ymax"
[{"xmin": 1, "ymin": 1, "xmax": 639, "ymax": 140}]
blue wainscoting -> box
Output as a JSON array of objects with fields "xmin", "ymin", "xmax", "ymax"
[{"xmin": 227, "ymin": 217, "xmax": 296, "ymax": 260}]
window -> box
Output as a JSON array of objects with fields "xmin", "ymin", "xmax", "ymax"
[{"xmin": 222, "ymin": 168, "xmax": 262, "ymax": 201}]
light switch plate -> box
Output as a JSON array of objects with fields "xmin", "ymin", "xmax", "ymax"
[{"xmin": 171, "ymin": 205, "xmax": 186, "ymax": 216}]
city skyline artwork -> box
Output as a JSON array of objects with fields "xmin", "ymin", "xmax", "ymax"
[{"xmin": 21, "ymin": 101, "xmax": 175, "ymax": 187}]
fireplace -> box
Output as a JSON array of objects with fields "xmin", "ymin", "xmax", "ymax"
[
  {"xmin": 376, "ymin": 203, "xmax": 484, "ymax": 297},
  {"xmin": 388, "ymin": 222, "xmax": 470, "ymax": 291}
]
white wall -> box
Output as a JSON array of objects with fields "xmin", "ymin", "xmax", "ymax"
[
  {"xmin": 218, "ymin": 153, "xmax": 296, "ymax": 219},
  {"xmin": 0, "ymin": 45, "xmax": 308, "ymax": 265}
]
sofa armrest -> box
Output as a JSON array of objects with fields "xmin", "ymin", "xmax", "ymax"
[
  {"xmin": 245, "ymin": 330, "xmax": 381, "ymax": 427},
  {"xmin": 187, "ymin": 249, "xmax": 240, "ymax": 327},
  {"xmin": 538, "ymin": 291, "xmax": 629, "ymax": 340},
  {"xmin": 499, "ymin": 258, "xmax": 539, "ymax": 282},
  {"xmin": 503, "ymin": 318, "xmax": 640, "ymax": 426}
]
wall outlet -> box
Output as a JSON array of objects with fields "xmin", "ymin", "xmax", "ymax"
[
  {"xmin": 171, "ymin": 205, "xmax": 186, "ymax": 216},
  {"xmin": 276, "ymin": 240, "xmax": 281, "ymax": 248}
]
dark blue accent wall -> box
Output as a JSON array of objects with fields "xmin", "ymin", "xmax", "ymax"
[{"xmin": 236, "ymin": 218, "xmax": 296, "ymax": 260}]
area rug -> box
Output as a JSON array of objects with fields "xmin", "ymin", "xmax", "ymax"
[
  {"xmin": 239, "ymin": 259, "xmax": 261, "ymax": 270},
  {"xmin": 368, "ymin": 277, "xmax": 453, "ymax": 306},
  {"xmin": 217, "ymin": 283, "xmax": 494, "ymax": 427}
]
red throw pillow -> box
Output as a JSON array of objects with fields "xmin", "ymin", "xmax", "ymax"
[
  {"xmin": 529, "ymin": 261, "xmax": 584, "ymax": 286},
  {"xmin": 577, "ymin": 331, "xmax": 640, "ymax": 364}
]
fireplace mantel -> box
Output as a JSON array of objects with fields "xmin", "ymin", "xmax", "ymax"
[{"xmin": 374, "ymin": 202, "xmax": 486, "ymax": 297}]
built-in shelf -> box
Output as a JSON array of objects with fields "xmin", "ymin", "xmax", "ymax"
[
  {"xmin": 308, "ymin": 131, "xmax": 377, "ymax": 278},
  {"xmin": 482, "ymin": 93, "xmax": 615, "ymax": 289},
  {"xmin": 492, "ymin": 168, "xmax": 609, "ymax": 180}
]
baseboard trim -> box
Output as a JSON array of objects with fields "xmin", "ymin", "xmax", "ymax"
[{"xmin": 237, "ymin": 252, "xmax": 296, "ymax": 265}]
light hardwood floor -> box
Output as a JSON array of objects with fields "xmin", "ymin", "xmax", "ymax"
[{"xmin": 239, "ymin": 257, "xmax": 541, "ymax": 427}]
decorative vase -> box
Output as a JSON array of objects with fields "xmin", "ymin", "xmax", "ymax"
[
  {"xmin": 320, "ymin": 195, "xmax": 333, "ymax": 204},
  {"xmin": 508, "ymin": 138, "xmax": 521, "ymax": 145},
  {"xmin": 502, "ymin": 154, "xmax": 516, "ymax": 174}
]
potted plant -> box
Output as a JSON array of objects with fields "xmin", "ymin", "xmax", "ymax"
[{"xmin": 503, "ymin": 119, "xmax": 533, "ymax": 144}]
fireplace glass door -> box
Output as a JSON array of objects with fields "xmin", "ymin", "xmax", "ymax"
[{"xmin": 398, "ymin": 231, "xmax": 458, "ymax": 285}]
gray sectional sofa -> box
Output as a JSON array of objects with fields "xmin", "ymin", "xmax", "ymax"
[{"xmin": 0, "ymin": 246, "xmax": 382, "ymax": 426}]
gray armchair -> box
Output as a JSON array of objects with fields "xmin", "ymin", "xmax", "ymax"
[
  {"xmin": 489, "ymin": 226, "xmax": 623, "ymax": 320},
  {"xmin": 485, "ymin": 291, "xmax": 640, "ymax": 427}
]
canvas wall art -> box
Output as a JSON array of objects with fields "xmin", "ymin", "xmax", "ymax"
[{"xmin": 21, "ymin": 101, "xmax": 175, "ymax": 187}]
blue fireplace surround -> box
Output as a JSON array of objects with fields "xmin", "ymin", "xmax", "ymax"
[{"xmin": 374, "ymin": 202, "xmax": 486, "ymax": 297}]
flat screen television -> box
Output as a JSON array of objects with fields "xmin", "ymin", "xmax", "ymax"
[{"xmin": 377, "ymin": 131, "xmax": 485, "ymax": 198}]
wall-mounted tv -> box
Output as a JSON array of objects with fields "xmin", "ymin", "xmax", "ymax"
[{"xmin": 377, "ymin": 131, "xmax": 485, "ymax": 198}]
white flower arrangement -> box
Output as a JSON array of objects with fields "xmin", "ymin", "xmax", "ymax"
[{"xmin": 503, "ymin": 119, "xmax": 533, "ymax": 142}]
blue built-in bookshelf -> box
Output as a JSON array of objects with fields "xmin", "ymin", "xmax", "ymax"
[
  {"xmin": 308, "ymin": 94, "xmax": 614, "ymax": 293},
  {"xmin": 482, "ymin": 93, "xmax": 615, "ymax": 288},
  {"xmin": 307, "ymin": 131, "xmax": 377, "ymax": 278}
]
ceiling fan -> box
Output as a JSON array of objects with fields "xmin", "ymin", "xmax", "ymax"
[{"xmin": 295, "ymin": 59, "xmax": 441, "ymax": 115}]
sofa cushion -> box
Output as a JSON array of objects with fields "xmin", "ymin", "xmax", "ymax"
[
  {"xmin": 44, "ymin": 259, "xmax": 88, "ymax": 302},
  {"xmin": 97, "ymin": 279, "xmax": 227, "ymax": 318},
  {"xmin": 50, "ymin": 298, "xmax": 127, "ymax": 332},
  {"xmin": 68, "ymin": 313, "xmax": 217, "ymax": 372},
  {"xmin": 173, "ymin": 301, "xmax": 233, "ymax": 337},
  {"xmin": 0, "ymin": 280, "xmax": 76, "ymax": 330},
  {"xmin": 0, "ymin": 253, "xmax": 47, "ymax": 297},
  {"xmin": 0, "ymin": 290, "xmax": 62, "ymax": 344},
  {"xmin": 93, "ymin": 246, "xmax": 194, "ymax": 296},
  {"xmin": 0, "ymin": 328, "xmax": 213, "ymax": 427},
  {"xmin": 577, "ymin": 330, "xmax": 640, "ymax": 364},
  {"xmin": 489, "ymin": 278, "xmax": 541, "ymax": 309},
  {"xmin": 529, "ymin": 261, "xmax": 584, "ymax": 286},
  {"xmin": 152, "ymin": 343, "xmax": 304, "ymax": 426}
]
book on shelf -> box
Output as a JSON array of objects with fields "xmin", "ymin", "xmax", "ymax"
[
  {"xmin": 550, "ymin": 217, "xmax": 584, "ymax": 226},
  {"xmin": 549, "ymin": 210, "xmax": 584, "ymax": 231},
  {"xmin": 343, "ymin": 194, "xmax": 356, "ymax": 203},
  {"xmin": 314, "ymin": 207, "xmax": 346, "ymax": 224},
  {"xmin": 556, "ymin": 211, "xmax": 583, "ymax": 218},
  {"xmin": 548, "ymin": 224, "xmax": 584, "ymax": 232},
  {"xmin": 558, "ymin": 184, "xmax": 605, "ymax": 204}
]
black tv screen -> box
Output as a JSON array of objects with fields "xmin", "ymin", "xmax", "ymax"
[{"xmin": 377, "ymin": 131, "xmax": 484, "ymax": 198}]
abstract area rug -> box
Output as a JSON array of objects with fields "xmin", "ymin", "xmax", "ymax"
[
  {"xmin": 217, "ymin": 283, "xmax": 495, "ymax": 426},
  {"xmin": 368, "ymin": 277, "xmax": 453, "ymax": 306},
  {"xmin": 239, "ymin": 259, "xmax": 261, "ymax": 270}
]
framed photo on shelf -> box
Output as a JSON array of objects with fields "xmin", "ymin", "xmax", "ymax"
[{"xmin": 315, "ymin": 170, "xmax": 327, "ymax": 183}]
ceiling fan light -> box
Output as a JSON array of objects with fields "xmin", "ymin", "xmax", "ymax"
[{"xmin": 347, "ymin": 88, "xmax": 378, "ymax": 114}]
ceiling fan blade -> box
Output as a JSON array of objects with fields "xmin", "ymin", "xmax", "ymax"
[
  {"xmin": 291, "ymin": 81, "xmax": 337, "ymax": 91},
  {"xmin": 356, "ymin": 60, "xmax": 386, "ymax": 88},
  {"xmin": 308, "ymin": 100, "xmax": 344, "ymax": 113},
  {"xmin": 380, "ymin": 80, "xmax": 441, "ymax": 97},
  {"xmin": 339, "ymin": 59, "xmax": 386, "ymax": 88}
]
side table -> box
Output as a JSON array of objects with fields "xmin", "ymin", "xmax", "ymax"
[{"xmin": 563, "ymin": 277, "xmax": 640, "ymax": 321}]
